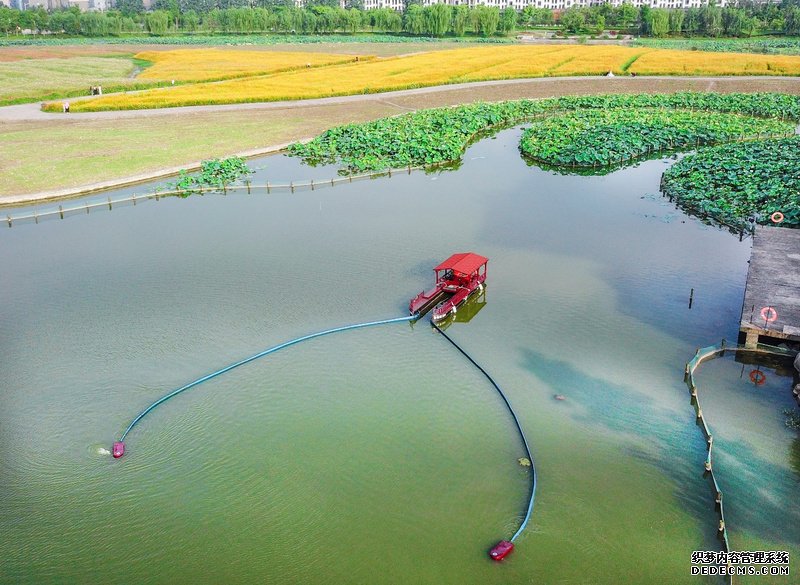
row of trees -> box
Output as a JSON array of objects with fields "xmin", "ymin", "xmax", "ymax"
[
  {"xmin": 559, "ymin": 2, "xmax": 800, "ymax": 37},
  {"xmin": 2, "ymin": 1, "xmax": 800, "ymax": 37},
  {"xmin": 0, "ymin": 4, "xmax": 517, "ymax": 36}
]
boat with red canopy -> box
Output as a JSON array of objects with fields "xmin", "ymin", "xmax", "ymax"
[{"xmin": 409, "ymin": 253, "xmax": 488, "ymax": 321}]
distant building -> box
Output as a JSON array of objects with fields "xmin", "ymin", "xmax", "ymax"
[
  {"xmin": 354, "ymin": 0, "xmax": 732, "ymax": 10},
  {"xmin": 362, "ymin": 0, "xmax": 404, "ymax": 9},
  {"xmin": 21, "ymin": 0, "xmax": 70, "ymax": 8}
]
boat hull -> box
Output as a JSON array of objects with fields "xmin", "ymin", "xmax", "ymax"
[{"xmin": 431, "ymin": 279, "xmax": 485, "ymax": 321}]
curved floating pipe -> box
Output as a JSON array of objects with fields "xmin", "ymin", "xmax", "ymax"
[
  {"xmin": 431, "ymin": 321, "xmax": 537, "ymax": 561},
  {"xmin": 113, "ymin": 314, "xmax": 418, "ymax": 457}
]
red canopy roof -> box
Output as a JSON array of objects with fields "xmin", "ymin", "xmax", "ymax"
[{"xmin": 434, "ymin": 252, "xmax": 488, "ymax": 276}]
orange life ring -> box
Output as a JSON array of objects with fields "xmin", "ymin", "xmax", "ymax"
[
  {"xmin": 770, "ymin": 212, "xmax": 784, "ymax": 224},
  {"xmin": 749, "ymin": 370, "xmax": 766, "ymax": 385},
  {"xmin": 760, "ymin": 306, "xmax": 778, "ymax": 322}
]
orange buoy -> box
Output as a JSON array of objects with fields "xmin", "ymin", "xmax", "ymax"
[{"xmin": 760, "ymin": 306, "xmax": 778, "ymax": 323}]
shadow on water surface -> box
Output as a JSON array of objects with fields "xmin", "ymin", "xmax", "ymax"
[
  {"xmin": 713, "ymin": 437, "xmax": 800, "ymax": 548},
  {"xmin": 521, "ymin": 346, "xmax": 800, "ymax": 553},
  {"xmin": 518, "ymin": 349, "xmax": 713, "ymax": 529}
]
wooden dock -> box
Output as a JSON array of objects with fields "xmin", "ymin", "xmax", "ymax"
[{"xmin": 740, "ymin": 226, "xmax": 800, "ymax": 348}]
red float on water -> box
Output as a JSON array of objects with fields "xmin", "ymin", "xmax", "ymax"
[
  {"xmin": 112, "ymin": 442, "xmax": 125, "ymax": 458},
  {"xmin": 489, "ymin": 540, "xmax": 514, "ymax": 561}
]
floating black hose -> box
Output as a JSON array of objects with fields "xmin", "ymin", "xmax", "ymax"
[{"xmin": 431, "ymin": 321, "xmax": 536, "ymax": 543}]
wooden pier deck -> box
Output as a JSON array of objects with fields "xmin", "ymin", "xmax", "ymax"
[{"xmin": 740, "ymin": 226, "xmax": 800, "ymax": 348}]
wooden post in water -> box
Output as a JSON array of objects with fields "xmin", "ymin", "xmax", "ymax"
[
  {"xmin": 7, "ymin": 215, "xmax": 11, "ymax": 228},
  {"xmin": 267, "ymin": 182, "xmax": 271, "ymax": 194},
  {"xmin": 689, "ymin": 288, "xmax": 694, "ymax": 309},
  {"xmin": 59, "ymin": 205, "xmax": 64, "ymax": 219},
  {"xmin": 246, "ymin": 180, "xmax": 251, "ymax": 194},
  {"xmin": 132, "ymin": 194, "xmax": 136, "ymax": 206},
  {"xmin": 108, "ymin": 196, "xmax": 112, "ymax": 211},
  {"xmin": 290, "ymin": 181, "xmax": 294, "ymax": 193}
]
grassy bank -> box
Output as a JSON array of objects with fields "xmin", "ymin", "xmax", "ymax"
[
  {"xmin": 0, "ymin": 55, "xmax": 151, "ymax": 106},
  {"xmin": 4, "ymin": 78, "xmax": 800, "ymax": 201}
]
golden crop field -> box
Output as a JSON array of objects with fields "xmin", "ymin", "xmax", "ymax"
[
  {"xmin": 135, "ymin": 48, "xmax": 369, "ymax": 82},
  {"xmin": 550, "ymin": 48, "xmax": 655, "ymax": 76},
  {"xmin": 56, "ymin": 45, "xmax": 800, "ymax": 112},
  {"xmin": 628, "ymin": 49, "xmax": 800, "ymax": 76}
]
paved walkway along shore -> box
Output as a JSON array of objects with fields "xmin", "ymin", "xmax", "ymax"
[{"xmin": 2, "ymin": 75, "xmax": 799, "ymax": 206}]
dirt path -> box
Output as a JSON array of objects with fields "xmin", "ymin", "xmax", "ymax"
[
  {"xmin": 3, "ymin": 75, "xmax": 799, "ymax": 122},
  {"xmin": 2, "ymin": 75, "xmax": 799, "ymax": 206}
]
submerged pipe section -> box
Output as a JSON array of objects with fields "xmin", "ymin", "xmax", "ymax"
[
  {"xmin": 114, "ymin": 314, "xmax": 418, "ymax": 457},
  {"xmin": 430, "ymin": 321, "xmax": 537, "ymax": 560}
]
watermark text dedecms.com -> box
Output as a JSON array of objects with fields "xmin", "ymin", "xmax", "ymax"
[{"xmin": 691, "ymin": 551, "xmax": 789, "ymax": 577}]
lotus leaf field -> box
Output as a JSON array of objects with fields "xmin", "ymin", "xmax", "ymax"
[
  {"xmin": 518, "ymin": 109, "xmax": 793, "ymax": 169},
  {"xmin": 288, "ymin": 92, "xmax": 800, "ymax": 172},
  {"xmin": 661, "ymin": 137, "xmax": 800, "ymax": 228},
  {"xmin": 289, "ymin": 91, "xmax": 800, "ymax": 229},
  {"xmin": 0, "ymin": 35, "xmax": 511, "ymax": 48},
  {"xmin": 135, "ymin": 49, "xmax": 367, "ymax": 83},
  {"xmin": 633, "ymin": 38, "xmax": 800, "ymax": 56}
]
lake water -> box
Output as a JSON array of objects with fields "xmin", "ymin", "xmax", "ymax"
[{"xmin": 1, "ymin": 127, "xmax": 797, "ymax": 585}]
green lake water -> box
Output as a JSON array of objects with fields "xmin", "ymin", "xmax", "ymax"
[{"xmin": 1, "ymin": 127, "xmax": 797, "ymax": 584}]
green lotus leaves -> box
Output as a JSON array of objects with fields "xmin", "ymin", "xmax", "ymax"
[
  {"xmin": 288, "ymin": 92, "xmax": 800, "ymax": 229},
  {"xmin": 288, "ymin": 92, "xmax": 800, "ymax": 174},
  {"xmin": 518, "ymin": 109, "xmax": 793, "ymax": 169},
  {"xmin": 661, "ymin": 137, "xmax": 800, "ymax": 228}
]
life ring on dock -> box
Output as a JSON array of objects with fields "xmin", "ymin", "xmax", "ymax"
[
  {"xmin": 770, "ymin": 212, "xmax": 785, "ymax": 224},
  {"xmin": 760, "ymin": 306, "xmax": 778, "ymax": 323},
  {"xmin": 749, "ymin": 370, "xmax": 766, "ymax": 386}
]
